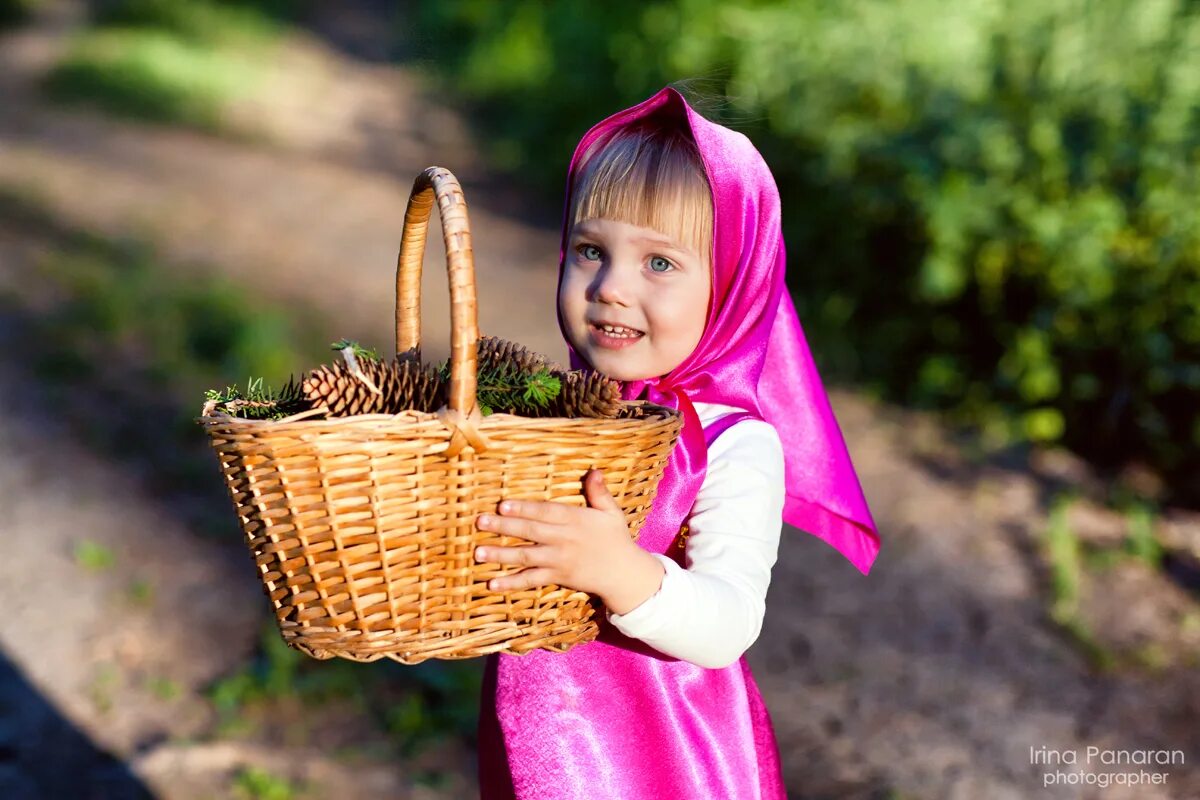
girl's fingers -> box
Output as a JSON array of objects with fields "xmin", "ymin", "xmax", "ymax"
[
  {"xmin": 485, "ymin": 567, "xmax": 558, "ymax": 592},
  {"xmin": 495, "ymin": 498, "xmax": 574, "ymax": 525},
  {"xmin": 476, "ymin": 511, "xmax": 556, "ymax": 541},
  {"xmin": 474, "ymin": 543, "xmax": 552, "ymax": 568},
  {"xmin": 583, "ymin": 469, "xmax": 622, "ymax": 514}
]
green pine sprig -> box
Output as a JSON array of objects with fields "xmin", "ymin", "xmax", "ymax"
[
  {"xmin": 203, "ymin": 375, "xmax": 308, "ymax": 420},
  {"xmin": 436, "ymin": 360, "xmax": 561, "ymax": 417},
  {"xmin": 331, "ymin": 339, "xmax": 379, "ymax": 361}
]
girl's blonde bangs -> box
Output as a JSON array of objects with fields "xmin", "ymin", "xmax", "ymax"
[{"xmin": 569, "ymin": 127, "xmax": 713, "ymax": 265}]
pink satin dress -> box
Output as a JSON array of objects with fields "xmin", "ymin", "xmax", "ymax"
[{"xmin": 477, "ymin": 411, "xmax": 787, "ymax": 800}]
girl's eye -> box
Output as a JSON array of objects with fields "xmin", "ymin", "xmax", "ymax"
[
  {"xmin": 649, "ymin": 256, "xmax": 674, "ymax": 273},
  {"xmin": 578, "ymin": 244, "xmax": 602, "ymax": 261}
]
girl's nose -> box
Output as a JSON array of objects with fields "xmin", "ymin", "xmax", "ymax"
[{"xmin": 589, "ymin": 265, "xmax": 634, "ymax": 306}]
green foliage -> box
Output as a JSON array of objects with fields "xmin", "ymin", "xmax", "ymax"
[
  {"xmin": 75, "ymin": 539, "xmax": 116, "ymax": 572},
  {"xmin": 1124, "ymin": 503, "xmax": 1163, "ymax": 567},
  {"xmin": 406, "ymin": 1, "xmax": 711, "ymax": 185},
  {"xmin": 208, "ymin": 624, "xmax": 483, "ymax": 756},
  {"xmin": 731, "ymin": 0, "xmax": 1200, "ymax": 495},
  {"xmin": 209, "ymin": 625, "xmax": 306, "ymax": 718},
  {"xmin": 436, "ymin": 359, "xmax": 561, "ymax": 416},
  {"xmin": 1056, "ymin": 615, "xmax": 1118, "ymax": 672},
  {"xmin": 409, "ymin": 0, "xmax": 1200, "ymax": 501},
  {"xmin": 126, "ymin": 577, "xmax": 155, "ymax": 606},
  {"xmin": 44, "ymin": 0, "xmax": 286, "ymax": 130},
  {"xmin": 331, "ymin": 339, "xmax": 380, "ymax": 362},
  {"xmin": 147, "ymin": 675, "xmax": 182, "ymax": 701},
  {"xmin": 1043, "ymin": 495, "xmax": 1083, "ymax": 624},
  {"xmin": 233, "ymin": 766, "xmax": 298, "ymax": 800},
  {"xmin": 88, "ymin": 663, "xmax": 120, "ymax": 714},
  {"xmin": 1040, "ymin": 495, "xmax": 1117, "ymax": 670},
  {"xmin": 205, "ymin": 375, "xmax": 307, "ymax": 419},
  {"xmin": 382, "ymin": 659, "xmax": 484, "ymax": 755},
  {"xmin": 205, "ymin": 378, "xmax": 271, "ymax": 405},
  {"xmin": 45, "ymin": 28, "xmax": 256, "ymax": 130},
  {"xmin": 93, "ymin": 0, "xmax": 287, "ymax": 43}
]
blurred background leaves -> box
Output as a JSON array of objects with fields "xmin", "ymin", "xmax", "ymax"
[
  {"xmin": 407, "ymin": 0, "xmax": 1200, "ymax": 507},
  {"xmin": 42, "ymin": 0, "xmax": 298, "ymax": 132}
]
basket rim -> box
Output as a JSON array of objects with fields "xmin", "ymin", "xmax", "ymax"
[{"xmin": 195, "ymin": 399, "xmax": 683, "ymax": 428}]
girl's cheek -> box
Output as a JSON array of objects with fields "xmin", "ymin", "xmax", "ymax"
[
  {"xmin": 556, "ymin": 282, "xmax": 583, "ymax": 335},
  {"xmin": 559, "ymin": 271, "xmax": 587, "ymax": 307}
]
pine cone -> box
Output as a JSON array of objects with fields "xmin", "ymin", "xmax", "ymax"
[
  {"xmin": 476, "ymin": 336, "xmax": 623, "ymax": 418},
  {"xmin": 269, "ymin": 375, "xmax": 313, "ymax": 418},
  {"xmin": 392, "ymin": 358, "xmax": 446, "ymax": 412},
  {"xmin": 549, "ymin": 369, "xmax": 624, "ymax": 419},
  {"xmin": 303, "ymin": 357, "xmax": 444, "ymax": 416},
  {"xmin": 469, "ymin": 337, "xmax": 621, "ymax": 418},
  {"xmin": 303, "ymin": 336, "xmax": 622, "ymax": 419},
  {"xmin": 476, "ymin": 336, "xmax": 562, "ymax": 374}
]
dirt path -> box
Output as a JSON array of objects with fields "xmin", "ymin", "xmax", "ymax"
[{"xmin": 1, "ymin": 3, "xmax": 1198, "ymax": 799}]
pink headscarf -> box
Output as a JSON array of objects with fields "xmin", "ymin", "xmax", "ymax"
[{"xmin": 554, "ymin": 86, "xmax": 880, "ymax": 574}]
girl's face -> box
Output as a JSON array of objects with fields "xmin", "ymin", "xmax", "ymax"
[{"xmin": 559, "ymin": 217, "xmax": 711, "ymax": 382}]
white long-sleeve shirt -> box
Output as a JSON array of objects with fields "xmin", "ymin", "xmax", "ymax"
[{"xmin": 606, "ymin": 402, "xmax": 785, "ymax": 669}]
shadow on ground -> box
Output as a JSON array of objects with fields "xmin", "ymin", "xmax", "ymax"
[{"xmin": 0, "ymin": 650, "xmax": 155, "ymax": 800}]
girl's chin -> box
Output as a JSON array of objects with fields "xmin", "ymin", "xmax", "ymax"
[{"xmin": 585, "ymin": 356, "xmax": 655, "ymax": 383}]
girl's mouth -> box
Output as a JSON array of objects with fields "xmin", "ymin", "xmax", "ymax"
[{"xmin": 588, "ymin": 322, "xmax": 644, "ymax": 349}]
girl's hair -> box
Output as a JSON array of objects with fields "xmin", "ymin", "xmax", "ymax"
[{"xmin": 567, "ymin": 116, "xmax": 713, "ymax": 267}]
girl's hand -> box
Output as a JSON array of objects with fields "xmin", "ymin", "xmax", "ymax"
[{"xmin": 474, "ymin": 469, "xmax": 665, "ymax": 615}]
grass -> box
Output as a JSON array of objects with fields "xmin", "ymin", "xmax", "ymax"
[
  {"xmin": 94, "ymin": 0, "xmax": 289, "ymax": 42},
  {"xmin": 46, "ymin": 28, "xmax": 262, "ymax": 131},
  {"xmin": 74, "ymin": 539, "xmax": 116, "ymax": 572},
  {"xmin": 1043, "ymin": 495, "xmax": 1084, "ymax": 626},
  {"xmin": 1038, "ymin": 493, "xmax": 1193, "ymax": 673},
  {"xmin": 43, "ymin": 0, "xmax": 290, "ymax": 132},
  {"xmin": 126, "ymin": 577, "xmax": 155, "ymax": 607},
  {"xmin": 233, "ymin": 766, "xmax": 299, "ymax": 800},
  {"xmin": 1041, "ymin": 495, "xmax": 1117, "ymax": 671},
  {"xmin": 1123, "ymin": 502, "xmax": 1163, "ymax": 568},
  {"xmin": 88, "ymin": 663, "xmax": 120, "ymax": 714},
  {"xmin": 207, "ymin": 624, "xmax": 483, "ymax": 757},
  {"xmin": 147, "ymin": 675, "xmax": 182, "ymax": 701}
]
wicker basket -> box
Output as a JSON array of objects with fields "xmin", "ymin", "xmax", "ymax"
[{"xmin": 198, "ymin": 167, "xmax": 683, "ymax": 664}]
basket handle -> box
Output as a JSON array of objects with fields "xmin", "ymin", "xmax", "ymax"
[{"xmin": 396, "ymin": 166, "xmax": 488, "ymax": 455}]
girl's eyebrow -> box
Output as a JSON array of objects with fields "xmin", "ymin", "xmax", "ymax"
[
  {"xmin": 638, "ymin": 238, "xmax": 700, "ymax": 260},
  {"xmin": 633, "ymin": 234, "xmax": 684, "ymax": 249},
  {"xmin": 571, "ymin": 227, "xmax": 694, "ymax": 256}
]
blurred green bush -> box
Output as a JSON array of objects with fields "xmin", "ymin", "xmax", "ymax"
[
  {"xmin": 409, "ymin": 0, "xmax": 1200, "ymax": 502},
  {"xmin": 44, "ymin": 0, "xmax": 294, "ymax": 131}
]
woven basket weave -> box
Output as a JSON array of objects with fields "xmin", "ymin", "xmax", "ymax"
[{"xmin": 198, "ymin": 166, "xmax": 683, "ymax": 664}]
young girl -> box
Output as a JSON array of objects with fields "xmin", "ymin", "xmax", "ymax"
[{"xmin": 474, "ymin": 86, "xmax": 881, "ymax": 799}]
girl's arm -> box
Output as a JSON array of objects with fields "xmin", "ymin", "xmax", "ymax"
[{"xmin": 607, "ymin": 418, "xmax": 785, "ymax": 669}]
